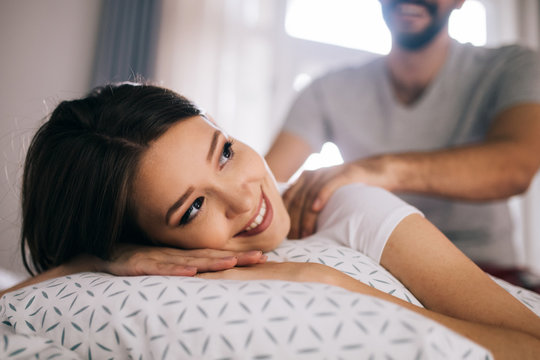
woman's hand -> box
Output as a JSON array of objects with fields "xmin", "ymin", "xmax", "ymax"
[
  {"xmin": 0, "ymin": 247, "xmax": 267, "ymax": 298},
  {"xmin": 102, "ymin": 244, "xmax": 267, "ymax": 277}
]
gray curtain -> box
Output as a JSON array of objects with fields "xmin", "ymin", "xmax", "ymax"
[{"xmin": 92, "ymin": 0, "xmax": 162, "ymax": 87}]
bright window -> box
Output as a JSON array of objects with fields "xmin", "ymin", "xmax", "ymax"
[
  {"xmin": 449, "ymin": 1, "xmax": 487, "ymax": 46},
  {"xmin": 285, "ymin": 0, "xmax": 487, "ymax": 55},
  {"xmin": 289, "ymin": 142, "xmax": 344, "ymax": 183}
]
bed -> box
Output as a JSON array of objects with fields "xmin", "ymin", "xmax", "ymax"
[{"xmin": 2, "ymin": 238, "xmax": 540, "ymax": 359}]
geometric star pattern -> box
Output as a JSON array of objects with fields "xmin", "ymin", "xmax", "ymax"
[{"xmin": 1, "ymin": 239, "xmax": 537, "ymax": 359}]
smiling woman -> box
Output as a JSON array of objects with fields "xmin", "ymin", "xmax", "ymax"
[
  {"xmin": 1, "ymin": 82, "xmax": 540, "ymax": 359},
  {"xmin": 132, "ymin": 114, "xmax": 289, "ymax": 252}
]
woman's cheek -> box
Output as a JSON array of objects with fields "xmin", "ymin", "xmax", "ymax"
[{"xmin": 198, "ymin": 217, "xmax": 230, "ymax": 250}]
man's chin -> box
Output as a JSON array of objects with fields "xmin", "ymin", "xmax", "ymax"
[
  {"xmin": 395, "ymin": 33, "xmax": 437, "ymax": 50},
  {"xmin": 394, "ymin": 22, "xmax": 447, "ymax": 50}
]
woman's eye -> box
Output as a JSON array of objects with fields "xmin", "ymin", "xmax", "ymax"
[
  {"xmin": 219, "ymin": 141, "xmax": 234, "ymax": 167},
  {"xmin": 180, "ymin": 197, "xmax": 204, "ymax": 225}
]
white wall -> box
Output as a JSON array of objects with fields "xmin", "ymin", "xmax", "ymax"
[
  {"xmin": 0, "ymin": 0, "xmax": 101, "ymax": 281},
  {"xmin": 155, "ymin": 0, "xmax": 286, "ymax": 154},
  {"xmin": 154, "ymin": 0, "xmax": 378, "ymax": 154}
]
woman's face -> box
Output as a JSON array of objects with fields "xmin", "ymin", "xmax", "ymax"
[{"xmin": 132, "ymin": 115, "xmax": 290, "ymax": 252}]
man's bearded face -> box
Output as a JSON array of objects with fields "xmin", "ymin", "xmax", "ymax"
[{"xmin": 380, "ymin": 0, "xmax": 460, "ymax": 50}]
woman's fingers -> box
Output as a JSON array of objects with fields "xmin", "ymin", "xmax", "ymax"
[
  {"xmin": 158, "ymin": 249, "xmax": 265, "ymax": 269},
  {"xmin": 106, "ymin": 245, "xmax": 267, "ymax": 276},
  {"xmin": 151, "ymin": 252, "xmax": 268, "ymax": 276},
  {"xmin": 147, "ymin": 263, "xmax": 198, "ymax": 276},
  {"xmin": 236, "ymin": 251, "xmax": 267, "ymax": 266}
]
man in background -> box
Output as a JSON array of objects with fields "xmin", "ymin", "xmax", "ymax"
[{"xmin": 265, "ymin": 0, "xmax": 540, "ymax": 267}]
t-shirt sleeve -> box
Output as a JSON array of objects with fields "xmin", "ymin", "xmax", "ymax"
[
  {"xmin": 490, "ymin": 46, "xmax": 540, "ymax": 118},
  {"xmin": 316, "ymin": 183, "xmax": 423, "ymax": 263},
  {"xmin": 282, "ymin": 79, "xmax": 330, "ymax": 153}
]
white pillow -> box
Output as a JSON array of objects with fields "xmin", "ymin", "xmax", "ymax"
[{"xmin": 2, "ymin": 239, "xmax": 534, "ymax": 359}]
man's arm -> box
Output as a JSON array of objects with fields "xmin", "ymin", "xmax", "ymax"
[
  {"xmin": 283, "ymin": 103, "xmax": 540, "ymax": 238},
  {"xmin": 380, "ymin": 103, "xmax": 540, "ymax": 200},
  {"xmin": 265, "ymin": 130, "xmax": 313, "ymax": 182}
]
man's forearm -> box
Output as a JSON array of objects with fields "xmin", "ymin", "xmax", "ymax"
[
  {"xmin": 374, "ymin": 139, "xmax": 539, "ymax": 201},
  {"xmin": 378, "ymin": 104, "xmax": 540, "ymax": 201}
]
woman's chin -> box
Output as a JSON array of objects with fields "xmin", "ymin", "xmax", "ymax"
[
  {"xmin": 261, "ymin": 236, "xmax": 286, "ymax": 253},
  {"xmin": 268, "ymin": 221, "xmax": 290, "ymax": 251}
]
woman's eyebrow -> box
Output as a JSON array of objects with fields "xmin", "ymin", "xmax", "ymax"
[
  {"xmin": 165, "ymin": 129, "xmax": 220, "ymax": 225},
  {"xmin": 166, "ymin": 186, "xmax": 194, "ymax": 225},
  {"xmin": 207, "ymin": 130, "xmax": 220, "ymax": 162}
]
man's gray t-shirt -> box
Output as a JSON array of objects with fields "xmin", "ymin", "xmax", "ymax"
[{"xmin": 283, "ymin": 40, "xmax": 540, "ymax": 266}]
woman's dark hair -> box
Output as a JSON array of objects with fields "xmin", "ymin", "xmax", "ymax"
[{"xmin": 21, "ymin": 83, "xmax": 201, "ymax": 274}]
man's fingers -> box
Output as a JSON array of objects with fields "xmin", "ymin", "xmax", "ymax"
[
  {"xmin": 282, "ymin": 177, "xmax": 304, "ymax": 209},
  {"xmin": 287, "ymin": 186, "xmax": 310, "ymax": 239},
  {"xmin": 299, "ymin": 209, "xmax": 318, "ymax": 238},
  {"xmin": 311, "ymin": 179, "xmax": 340, "ymax": 212},
  {"xmin": 285, "ymin": 171, "xmax": 328, "ymax": 239},
  {"xmin": 284, "ymin": 178, "xmax": 306, "ymax": 239}
]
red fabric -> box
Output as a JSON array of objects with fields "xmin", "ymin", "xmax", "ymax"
[{"xmin": 480, "ymin": 264, "xmax": 540, "ymax": 294}]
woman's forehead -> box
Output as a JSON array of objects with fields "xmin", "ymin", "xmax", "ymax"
[
  {"xmin": 132, "ymin": 116, "xmax": 219, "ymax": 219},
  {"xmin": 143, "ymin": 116, "xmax": 219, "ymax": 170}
]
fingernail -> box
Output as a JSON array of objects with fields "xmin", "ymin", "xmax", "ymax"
[
  {"xmin": 246, "ymin": 250, "xmax": 262, "ymax": 256},
  {"xmin": 181, "ymin": 266, "xmax": 197, "ymax": 276},
  {"xmin": 259, "ymin": 255, "xmax": 268, "ymax": 262},
  {"xmin": 312, "ymin": 199, "xmax": 321, "ymax": 210}
]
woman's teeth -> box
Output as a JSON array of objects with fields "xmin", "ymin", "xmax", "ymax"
[{"xmin": 244, "ymin": 199, "xmax": 267, "ymax": 231}]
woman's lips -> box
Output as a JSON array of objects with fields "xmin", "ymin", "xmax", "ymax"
[{"xmin": 234, "ymin": 191, "xmax": 273, "ymax": 237}]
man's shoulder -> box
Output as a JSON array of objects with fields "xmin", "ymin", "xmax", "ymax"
[{"xmin": 456, "ymin": 41, "xmax": 537, "ymax": 64}]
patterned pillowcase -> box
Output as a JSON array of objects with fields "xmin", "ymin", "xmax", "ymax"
[
  {"xmin": 266, "ymin": 239, "xmax": 423, "ymax": 305},
  {"xmin": 1, "ymin": 239, "xmax": 537, "ymax": 359}
]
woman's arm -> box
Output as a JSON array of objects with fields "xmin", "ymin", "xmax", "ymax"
[
  {"xmin": 380, "ymin": 213, "xmax": 540, "ymax": 339},
  {"xmin": 0, "ymin": 246, "xmax": 267, "ymax": 298},
  {"xmin": 0, "ymin": 256, "xmax": 100, "ymax": 298},
  {"xmin": 197, "ymin": 261, "xmax": 540, "ymax": 359}
]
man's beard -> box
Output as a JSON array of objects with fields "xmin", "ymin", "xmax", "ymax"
[{"xmin": 381, "ymin": 0, "xmax": 453, "ymax": 50}]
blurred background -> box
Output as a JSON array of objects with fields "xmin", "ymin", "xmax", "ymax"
[{"xmin": 1, "ymin": 0, "xmax": 540, "ymax": 286}]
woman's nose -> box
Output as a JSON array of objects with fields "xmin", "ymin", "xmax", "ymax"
[{"xmin": 217, "ymin": 180, "xmax": 255, "ymax": 219}]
